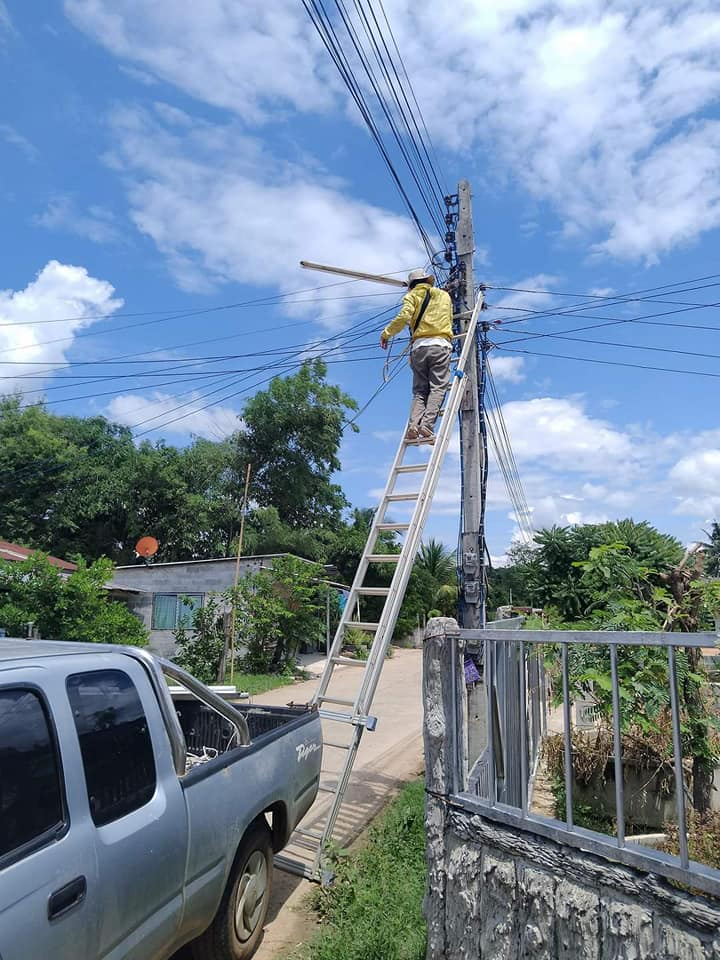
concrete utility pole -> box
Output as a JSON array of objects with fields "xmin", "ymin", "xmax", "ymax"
[{"xmin": 455, "ymin": 179, "xmax": 486, "ymax": 629}]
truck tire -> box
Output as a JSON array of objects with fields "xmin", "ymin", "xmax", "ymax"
[{"xmin": 190, "ymin": 819, "xmax": 273, "ymax": 960}]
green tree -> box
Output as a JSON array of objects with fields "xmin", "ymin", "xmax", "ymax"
[
  {"xmin": 328, "ymin": 508, "xmax": 400, "ymax": 584},
  {"xmin": 174, "ymin": 594, "xmax": 227, "ymax": 684},
  {"xmin": 0, "ymin": 397, "xmax": 135, "ymax": 559},
  {"xmin": 0, "ymin": 397, "xmax": 253, "ymax": 564},
  {"xmin": 231, "ymin": 556, "xmax": 324, "ymax": 673},
  {"xmin": 243, "ymin": 506, "xmax": 336, "ymax": 562},
  {"xmin": 416, "ymin": 539, "xmax": 455, "ymax": 585},
  {"xmin": 121, "ymin": 439, "xmax": 245, "ymax": 563},
  {"xmin": 234, "ymin": 361, "xmax": 358, "ymax": 528},
  {"xmin": 702, "ymin": 522, "xmax": 720, "ymax": 577},
  {"xmin": 529, "ymin": 520, "xmax": 683, "ymax": 619},
  {"xmin": 0, "ymin": 554, "xmax": 147, "ymax": 646}
]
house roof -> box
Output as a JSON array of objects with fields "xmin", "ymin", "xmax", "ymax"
[
  {"xmin": 115, "ymin": 552, "xmax": 299, "ymax": 570},
  {"xmin": 0, "ymin": 540, "xmax": 77, "ymax": 572}
]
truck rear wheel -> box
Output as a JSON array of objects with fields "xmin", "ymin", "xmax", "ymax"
[{"xmin": 191, "ymin": 819, "xmax": 273, "ymax": 960}]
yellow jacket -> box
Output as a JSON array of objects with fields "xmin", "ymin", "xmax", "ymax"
[{"xmin": 382, "ymin": 283, "xmax": 453, "ymax": 342}]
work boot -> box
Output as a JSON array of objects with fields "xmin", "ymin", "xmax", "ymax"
[
  {"xmin": 405, "ymin": 425, "xmax": 419, "ymax": 441},
  {"xmin": 417, "ymin": 425, "xmax": 435, "ymax": 444}
]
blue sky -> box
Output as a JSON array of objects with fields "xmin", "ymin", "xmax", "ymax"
[{"xmin": 2, "ymin": 1, "xmax": 720, "ymax": 559}]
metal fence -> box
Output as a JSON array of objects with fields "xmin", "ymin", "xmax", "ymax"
[{"xmin": 459, "ymin": 627, "xmax": 720, "ymax": 900}]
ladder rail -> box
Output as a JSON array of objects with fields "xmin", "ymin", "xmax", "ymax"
[
  {"xmin": 283, "ymin": 298, "xmax": 482, "ymax": 880},
  {"xmin": 311, "ymin": 428, "xmax": 411, "ymax": 706},
  {"xmin": 353, "ymin": 302, "xmax": 480, "ymax": 712}
]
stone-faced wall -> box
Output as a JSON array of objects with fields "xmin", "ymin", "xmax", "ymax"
[
  {"xmin": 422, "ymin": 618, "xmax": 720, "ymax": 960},
  {"xmin": 437, "ymin": 806, "xmax": 720, "ymax": 959}
]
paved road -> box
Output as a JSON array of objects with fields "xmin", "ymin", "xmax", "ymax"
[{"xmin": 174, "ymin": 647, "xmax": 425, "ymax": 960}]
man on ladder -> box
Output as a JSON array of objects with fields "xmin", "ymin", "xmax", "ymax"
[{"xmin": 380, "ymin": 268, "xmax": 453, "ymax": 443}]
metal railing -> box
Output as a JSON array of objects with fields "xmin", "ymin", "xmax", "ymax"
[{"xmin": 458, "ymin": 627, "xmax": 720, "ymax": 899}]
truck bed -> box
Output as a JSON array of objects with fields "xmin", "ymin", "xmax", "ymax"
[{"xmin": 172, "ymin": 694, "xmax": 311, "ymax": 755}]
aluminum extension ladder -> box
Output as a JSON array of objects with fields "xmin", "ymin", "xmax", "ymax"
[{"xmin": 275, "ymin": 298, "xmax": 481, "ymax": 881}]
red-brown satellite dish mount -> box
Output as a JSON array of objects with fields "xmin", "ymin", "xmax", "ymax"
[{"xmin": 135, "ymin": 536, "xmax": 159, "ymax": 560}]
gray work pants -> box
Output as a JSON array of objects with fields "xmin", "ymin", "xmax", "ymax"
[{"xmin": 409, "ymin": 342, "xmax": 452, "ymax": 430}]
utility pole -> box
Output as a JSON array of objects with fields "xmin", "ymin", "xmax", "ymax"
[{"xmin": 452, "ymin": 179, "xmax": 487, "ymax": 629}]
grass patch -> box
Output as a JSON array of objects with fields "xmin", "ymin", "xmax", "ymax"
[
  {"xmin": 224, "ymin": 671, "xmax": 296, "ymax": 696},
  {"xmin": 298, "ymin": 779, "xmax": 426, "ymax": 960}
]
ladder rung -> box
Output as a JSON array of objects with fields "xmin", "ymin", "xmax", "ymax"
[
  {"xmin": 395, "ymin": 464, "xmax": 428, "ymax": 474},
  {"xmin": 318, "ymin": 782, "xmax": 338, "ymax": 794},
  {"xmin": 331, "ymin": 655, "xmax": 366, "ymax": 666},
  {"xmin": 274, "ymin": 854, "xmax": 315, "ymax": 880},
  {"xmin": 356, "ymin": 586, "xmax": 390, "ymax": 596},
  {"xmin": 318, "ymin": 709, "xmax": 377, "ymax": 731},
  {"xmin": 366, "ymin": 554, "xmax": 401, "ymax": 562},
  {"xmin": 376, "ymin": 522, "xmax": 410, "ymax": 531},
  {"xmin": 319, "ymin": 709, "xmax": 353, "ymax": 723},
  {"xmin": 292, "ymin": 835, "xmax": 321, "ymax": 851},
  {"xmin": 385, "ymin": 492, "xmax": 420, "ymax": 501},
  {"xmin": 295, "ymin": 828, "xmax": 324, "ymax": 840},
  {"xmin": 323, "ymin": 740, "xmax": 351, "ymax": 749},
  {"xmin": 318, "ymin": 696, "xmax": 355, "ymax": 707},
  {"xmin": 345, "ymin": 621, "xmax": 380, "ymax": 631}
]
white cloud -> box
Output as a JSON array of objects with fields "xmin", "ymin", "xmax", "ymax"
[
  {"xmin": 107, "ymin": 391, "xmax": 240, "ymax": 439},
  {"xmin": 107, "ymin": 104, "xmax": 423, "ymax": 323},
  {"xmin": 0, "ymin": 261, "xmax": 123, "ymax": 392},
  {"xmin": 489, "ymin": 355, "xmax": 524, "ymax": 383},
  {"xmin": 500, "ymin": 396, "xmax": 633, "ymax": 472},
  {"xmin": 669, "ymin": 449, "xmax": 720, "ymax": 518},
  {"xmin": 0, "ymin": 124, "xmax": 37, "ymax": 160},
  {"xmin": 64, "ymin": 0, "xmax": 335, "ymax": 121},
  {"xmin": 67, "ymin": 1, "xmax": 720, "ymax": 262},
  {"xmin": 36, "ymin": 196, "xmax": 120, "ymax": 244},
  {"xmin": 382, "ymin": 0, "xmax": 720, "ymax": 262},
  {"xmin": 0, "ymin": 2, "xmax": 12, "ymax": 35},
  {"xmin": 492, "ymin": 275, "xmax": 562, "ymax": 315}
]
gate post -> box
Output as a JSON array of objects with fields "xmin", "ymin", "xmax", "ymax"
[{"xmin": 423, "ymin": 616, "xmax": 466, "ymax": 960}]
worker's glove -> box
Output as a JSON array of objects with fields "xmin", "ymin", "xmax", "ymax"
[{"xmin": 380, "ymin": 334, "xmax": 389, "ymax": 350}]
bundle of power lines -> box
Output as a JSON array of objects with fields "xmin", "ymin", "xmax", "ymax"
[{"xmin": 301, "ymin": 0, "xmax": 448, "ymax": 271}]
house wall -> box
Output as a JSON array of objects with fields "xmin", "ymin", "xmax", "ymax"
[
  {"xmin": 110, "ymin": 556, "xmax": 277, "ymax": 656},
  {"xmin": 423, "ymin": 618, "xmax": 720, "ymax": 960}
]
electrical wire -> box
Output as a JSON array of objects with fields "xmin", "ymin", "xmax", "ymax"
[
  {"xmin": 2, "ymin": 312, "xmax": 397, "ymax": 486},
  {"xmin": 127, "ymin": 308, "xmax": 395, "ymax": 435},
  {"xmin": 488, "ymin": 277, "xmax": 720, "ymax": 328},
  {"xmin": 348, "ymin": 0, "xmax": 446, "ymax": 226},
  {"xmin": 375, "ymin": 0, "xmax": 448, "ymax": 198},
  {"xmin": 495, "ymin": 345, "xmax": 720, "ymax": 380},
  {"xmin": 301, "ymin": 0, "xmax": 443, "ymax": 262},
  {"xmin": 484, "ymin": 360, "xmax": 533, "ymax": 543},
  {"xmin": 0, "ymin": 287, "xmax": 401, "ymax": 359},
  {"xmin": 492, "ymin": 328, "xmax": 720, "ymax": 364},
  {"xmin": 0, "ymin": 272, "xmax": 414, "ymax": 329}
]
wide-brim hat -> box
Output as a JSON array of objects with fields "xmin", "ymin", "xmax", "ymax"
[{"xmin": 407, "ymin": 268, "xmax": 433, "ymax": 286}]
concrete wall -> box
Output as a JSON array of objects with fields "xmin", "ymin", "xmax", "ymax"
[
  {"xmin": 437, "ymin": 807, "xmax": 720, "ymax": 959},
  {"xmin": 423, "ymin": 618, "xmax": 720, "ymax": 960},
  {"xmin": 110, "ymin": 556, "xmax": 278, "ymax": 656}
]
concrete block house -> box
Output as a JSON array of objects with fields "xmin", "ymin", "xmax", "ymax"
[{"xmin": 109, "ymin": 554, "xmax": 338, "ymax": 657}]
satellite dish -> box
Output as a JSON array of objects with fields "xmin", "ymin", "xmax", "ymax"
[{"xmin": 135, "ymin": 536, "xmax": 159, "ymax": 559}]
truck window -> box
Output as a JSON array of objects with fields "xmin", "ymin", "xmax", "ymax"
[
  {"xmin": 67, "ymin": 670, "xmax": 157, "ymax": 826},
  {"xmin": 0, "ymin": 688, "xmax": 65, "ymax": 862}
]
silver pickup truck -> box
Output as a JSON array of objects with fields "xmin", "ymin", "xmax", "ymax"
[{"xmin": 0, "ymin": 640, "xmax": 322, "ymax": 960}]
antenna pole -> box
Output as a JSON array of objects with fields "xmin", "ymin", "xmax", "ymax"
[{"xmin": 224, "ymin": 463, "xmax": 252, "ymax": 685}]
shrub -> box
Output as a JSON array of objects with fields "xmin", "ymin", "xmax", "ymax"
[{"xmin": 174, "ymin": 593, "xmax": 226, "ymax": 684}]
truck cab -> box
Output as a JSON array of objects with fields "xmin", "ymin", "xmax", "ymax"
[{"xmin": 0, "ymin": 641, "xmax": 322, "ymax": 960}]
